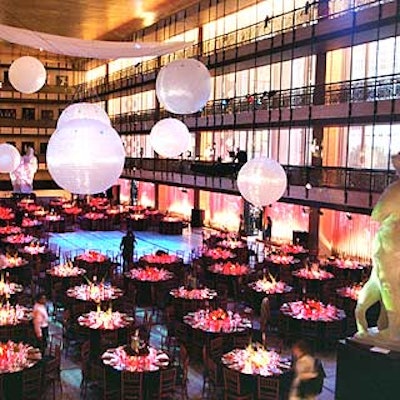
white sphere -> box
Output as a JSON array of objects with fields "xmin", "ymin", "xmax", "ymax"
[
  {"xmin": 237, "ymin": 157, "xmax": 287, "ymax": 207},
  {"xmin": 156, "ymin": 59, "xmax": 211, "ymax": 114},
  {"xmin": 150, "ymin": 118, "xmax": 190, "ymax": 158},
  {"xmin": 0, "ymin": 143, "xmax": 21, "ymax": 173},
  {"xmin": 57, "ymin": 102, "xmax": 111, "ymax": 129},
  {"xmin": 46, "ymin": 119, "xmax": 125, "ymax": 195},
  {"xmin": 9, "ymin": 56, "xmax": 46, "ymax": 94}
]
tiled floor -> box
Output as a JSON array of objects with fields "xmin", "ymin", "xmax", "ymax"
[{"xmin": 47, "ymin": 228, "xmax": 336, "ymax": 400}]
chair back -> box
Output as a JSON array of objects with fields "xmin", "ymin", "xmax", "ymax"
[
  {"xmin": 121, "ymin": 371, "xmax": 143, "ymax": 400},
  {"xmin": 158, "ymin": 367, "xmax": 177, "ymax": 399},
  {"xmin": 257, "ymin": 376, "xmax": 280, "ymax": 400},
  {"xmin": 22, "ymin": 366, "xmax": 42, "ymax": 400}
]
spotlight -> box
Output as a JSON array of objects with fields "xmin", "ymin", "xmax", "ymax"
[
  {"xmin": 305, "ymin": 183, "xmax": 312, "ymax": 190},
  {"xmin": 345, "ymin": 212, "xmax": 352, "ymax": 220},
  {"xmin": 318, "ymin": 210, "xmax": 324, "ymax": 216}
]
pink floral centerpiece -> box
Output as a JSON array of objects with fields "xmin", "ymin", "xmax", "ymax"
[
  {"xmin": 21, "ymin": 218, "xmax": 41, "ymax": 228},
  {"xmin": 0, "ymin": 341, "xmax": 41, "ymax": 373},
  {"xmin": 0, "ymin": 207, "xmax": 14, "ymax": 221},
  {"xmin": 217, "ymin": 240, "xmax": 247, "ymax": 250},
  {"xmin": 125, "ymin": 267, "xmax": 173, "ymax": 282},
  {"xmin": 280, "ymin": 300, "xmax": 345, "ymax": 322},
  {"xmin": 0, "ymin": 254, "xmax": 27, "ymax": 269},
  {"xmin": 44, "ymin": 214, "xmax": 63, "ymax": 222},
  {"xmin": 336, "ymin": 284, "xmax": 363, "ymax": 301},
  {"xmin": 141, "ymin": 254, "xmax": 180, "ymax": 265},
  {"xmin": 249, "ymin": 275, "xmax": 292, "ymax": 294},
  {"xmin": 67, "ymin": 283, "xmax": 123, "ymax": 302},
  {"xmin": 293, "ymin": 267, "xmax": 334, "ymax": 281},
  {"xmin": 170, "ymin": 286, "xmax": 217, "ymax": 300},
  {"xmin": 63, "ymin": 205, "xmax": 82, "ymax": 215},
  {"xmin": 183, "ymin": 308, "xmax": 251, "ymax": 333},
  {"xmin": 0, "ymin": 303, "xmax": 31, "ymax": 326},
  {"xmin": 76, "ymin": 251, "xmax": 108, "ymax": 263},
  {"xmin": 0, "ymin": 226, "xmax": 21, "ymax": 236},
  {"xmin": 3, "ymin": 234, "xmax": 35, "ymax": 245},
  {"xmin": 78, "ymin": 308, "xmax": 132, "ymax": 330},
  {"xmin": 203, "ymin": 248, "xmax": 236, "ymax": 260},
  {"xmin": 83, "ymin": 212, "xmax": 105, "ymax": 220},
  {"xmin": 266, "ymin": 254, "xmax": 297, "ymax": 265},
  {"xmin": 280, "ymin": 244, "xmax": 307, "ymax": 255},
  {"xmin": 209, "ymin": 262, "xmax": 249, "ymax": 276},
  {"xmin": 222, "ymin": 344, "xmax": 284, "ymax": 376},
  {"xmin": 47, "ymin": 262, "xmax": 86, "ymax": 278},
  {"xmin": 22, "ymin": 242, "xmax": 46, "ymax": 255},
  {"xmin": 0, "ymin": 274, "xmax": 22, "ymax": 297},
  {"xmin": 102, "ymin": 346, "xmax": 169, "ymax": 372},
  {"xmin": 331, "ymin": 258, "xmax": 364, "ymax": 270}
]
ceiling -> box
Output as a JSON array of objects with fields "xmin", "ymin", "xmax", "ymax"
[{"xmin": 0, "ymin": 0, "xmax": 195, "ymax": 41}]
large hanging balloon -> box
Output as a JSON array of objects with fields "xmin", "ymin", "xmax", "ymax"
[
  {"xmin": 237, "ymin": 157, "xmax": 287, "ymax": 207},
  {"xmin": 8, "ymin": 56, "xmax": 46, "ymax": 94},
  {"xmin": 46, "ymin": 119, "xmax": 125, "ymax": 195},
  {"xmin": 149, "ymin": 118, "xmax": 190, "ymax": 158},
  {"xmin": 57, "ymin": 102, "xmax": 111, "ymax": 129},
  {"xmin": 0, "ymin": 143, "xmax": 21, "ymax": 173},
  {"xmin": 156, "ymin": 58, "xmax": 211, "ymax": 114}
]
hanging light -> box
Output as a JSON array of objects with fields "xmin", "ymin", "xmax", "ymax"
[
  {"xmin": 0, "ymin": 143, "xmax": 21, "ymax": 173},
  {"xmin": 237, "ymin": 157, "xmax": 287, "ymax": 207},
  {"xmin": 46, "ymin": 119, "xmax": 125, "ymax": 195},
  {"xmin": 149, "ymin": 118, "xmax": 190, "ymax": 158},
  {"xmin": 57, "ymin": 102, "xmax": 111, "ymax": 129},
  {"xmin": 156, "ymin": 58, "xmax": 211, "ymax": 114},
  {"xmin": 8, "ymin": 56, "xmax": 46, "ymax": 94}
]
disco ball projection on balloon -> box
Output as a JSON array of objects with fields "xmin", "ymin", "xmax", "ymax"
[
  {"xmin": 47, "ymin": 109, "xmax": 125, "ymax": 195},
  {"xmin": 237, "ymin": 157, "xmax": 287, "ymax": 207},
  {"xmin": 9, "ymin": 56, "xmax": 46, "ymax": 94},
  {"xmin": 156, "ymin": 58, "xmax": 211, "ymax": 115}
]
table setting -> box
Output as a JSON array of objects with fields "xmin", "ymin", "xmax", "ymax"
[{"xmin": 0, "ymin": 341, "xmax": 41, "ymax": 374}]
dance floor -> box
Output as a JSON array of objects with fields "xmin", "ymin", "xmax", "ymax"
[{"xmin": 46, "ymin": 229, "xmax": 336, "ymax": 400}]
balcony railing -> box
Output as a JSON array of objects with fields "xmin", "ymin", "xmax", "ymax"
[
  {"xmin": 123, "ymin": 158, "xmax": 396, "ymax": 193},
  {"xmin": 74, "ymin": 0, "xmax": 391, "ymax": 98}
]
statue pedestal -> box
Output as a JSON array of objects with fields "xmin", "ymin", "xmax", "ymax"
[
  {"xmin": 12, "ymin": 192, "xmax": 36, "ymax": 201},
  {"xmin": 336, "ymin": 339, "xmax": 400, "ymax": 400}
]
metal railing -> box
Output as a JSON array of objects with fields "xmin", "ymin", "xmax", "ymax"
[{"xmin": 123, "ymin": 158, "xmax": 396, "ymax": 193}]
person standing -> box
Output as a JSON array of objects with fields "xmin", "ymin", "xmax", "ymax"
[
  {"xmin": 33, "ymin": 293, "xmax": 49, "ymax": 355},
  {"xmin": 264, "ymin": 216, "xmax": 272, "ymax": 242},
  {"xmin": 120, "ymin": 229, "xmax": 137, "ymax": 272},
  {"xmin": 289, "ymin": 340, "xmax": 318, "ymax": 400}
]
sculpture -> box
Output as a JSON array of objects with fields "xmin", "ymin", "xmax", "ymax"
[
  {"xmin": 355, "ymin": 154, "xmax": 400, "ymax": 349},
  {"xmin": 10, "ymin": 147, "xmax": 38, "ymax": 193}
]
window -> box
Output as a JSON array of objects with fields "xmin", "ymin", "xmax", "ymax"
[
  {"xmin": 41, "ymin": 110, "xmax": 54, "ymax": 120},
  {"xmin": 39, "ymin": 142, "xmax": 48, "ymax": 154},
  {"xmin": 22, "ymin": 142, "xmax": 35, "ymax": 154},
  {"xmin": 56, "ymin": 75, "xmax": 69, "ymax": 86},
  {"xmin": 22, "ymin": 108, "xmax": 35, "ymax": 120},
  {"xmin": 0, "ymin": 109, "xmax": 16, "ymax": 119}
]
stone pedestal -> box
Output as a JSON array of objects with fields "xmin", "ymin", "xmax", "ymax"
[{"xmin": 336, "ymin": 339, "xmax": 400, "ymax": 400}]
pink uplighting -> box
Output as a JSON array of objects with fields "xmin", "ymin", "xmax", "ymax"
[
  {"xmin": 137, "ymin": 181, "xmax": 155, "ymax": 208},
  {"xmin": 158, "ymin": 185, "xmax": 194, "ymax": 219}
]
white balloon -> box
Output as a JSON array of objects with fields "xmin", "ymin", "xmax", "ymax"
[
  {"xmin": 9, "ymin": 56, "xmax": 46, "ymax": 94},
  {"xmin": 156, "ymin": 59, "xmax": 211, "ymax": 114},
  {"xmin": 57, "ymin": 102, "xmax": 110, "ymax": 129},
  {"xmin": 237, "ymin": 157, "xmax": 287, "ymax": 207},
  {"xmin": 0, "ymin": 143, "xmax": 21, "ymax": 173},
  {"xmin": 46, "ymin": 119, "xmax": 125, "ymax": 195},
  {"xmin": 150, "ymin": 118, "xmax": 190, "ymax": 158}
]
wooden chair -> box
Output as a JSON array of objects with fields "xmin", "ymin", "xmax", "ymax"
[
  {"xmin": 153, "ymin": 367, "xmax": 177, "ymax": 399},
  {"xmin": 42, "ymin": 349, "xmax": 63, "ymax": 400},
  {"xmin": 80, "ymin": 340, "xmax": 91, "ymax": 396},
  {"xmin": 175, "ymin": 356, "xmax": 189, "ymax": 400},
  {"xmin": 223, "ymin": 368, "xmax": 253, "ymax": 400},
  {"xmin": 89, "ymin": 363, "xmax": 120, "ymax": 400},
  {"xmin": 209, "ymin": 336, "xmax": 224, "ymax": 360},
  {"xmin": 121, "ymin": 371, "xmax": 143, "ymax": 400},
  {"xmin": 233, "ymin": 333, "xmax": 251, "ymax": 349},
  {"xmin": 22, "ymin": 366, "xmax": 42, "ymax": 400},
  {"xmin": 257, "ymin": 376, "xmax": 279, "ymax": 400}
]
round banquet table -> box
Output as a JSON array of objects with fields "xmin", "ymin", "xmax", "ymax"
[
  {"xmin": 127, "ymin": 214, "xmax": 149, "ymax": 231},
  {"xmin": 124, "ymin": 267, "xmax": 176, "ymax": 307},
  {"xmin": 206, "ymin": 262, "xmax": 250, "ymax": 297},
  {"xmin": 0, "ymin": 341, "xmax": 42, "ymax": 400},
  {"xmin": 74, "ymin": 252, "xmax": 111, "ymax": 279},
  {"xmin": 221, "ymin": 346, "xmax": 293, "ymax": 400},
  {"xmin": 158, "ymin": 218, "xmax": 183, "ymax": 235},
  {"xmin": 42, "ymin": 216, "xmax": 65, "ymax": 233},
  {"xmin": 78, "ymin": 310, "xmax": 134, "ymax": 358},
  {"xmin": 0, "ymin": 257, "xmax": 31, "ymax": 285},
  {"xmin": 139, "ymin": 254, "xmax": 184, "ymax": 279},
  {"xmin": 326, "ymin": 258, "xmax": 368, "ymax": 283},
  {"xmin": 101, "ymin": 345, "xmax": 170, "ymax": 398},
  {"xmin": 216, "ymin": 240, "xmax": 249, "ymax": 263},
  {"xmin": 292, "ymin": 268, "xmax": 334, "ymax": 299},
  {"xmin": 201, "ymin": 249, "xmax": 237, "ymax": 266},
  {"xmin": 183, "ymin": 308, "xmax": 252, "ymax": 354},
  {"xmin": 279, "ymin": 300, "xmax": 346, "ymax": 344},
  {"xmin": 247, "ymin": 278, "xmax": 293, "ymax": 313},
  {"xmin": 0, "ymin": 305, "xmax": 33, "ymax": 343},
  {"xmin": 263, "ymin": 255, "xmax": 300, "ymax": 283},
  {"xmin": 80, "ymin": 214, "xmax": 111, "ymax": 231},
  {"xmin": 169, "ymin": 286, "xmax": 218, "ymax": 319}
]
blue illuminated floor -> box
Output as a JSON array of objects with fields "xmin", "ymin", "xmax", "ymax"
[{"xmin": 48, "ymin": 227, "xmax": 203, "ymax": 260}]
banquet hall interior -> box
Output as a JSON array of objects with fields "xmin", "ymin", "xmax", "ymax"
[{"xmin": 0, "ymin": 0, "xmax": 398, "ymax": 399}]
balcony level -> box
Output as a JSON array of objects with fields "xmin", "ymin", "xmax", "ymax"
[
  {"xmin": 76, "ymin": 0, "xmax": 397, "ymax": 100},
  {"xmin": 122, "ymin": 158, "xmax": 395, "ymax": 213},
  {"xmin": 111, "ymin": 73, "xmax": 400, "ymax": 133}
]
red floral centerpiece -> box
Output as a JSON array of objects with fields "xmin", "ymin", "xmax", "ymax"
[
  {"xmin": 209, "ymin": 262, "xmax": 249, "ymax": 276},
  {"xmin": 125, "ymin": 267, "xmax": 173, "ymax": 282}
]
